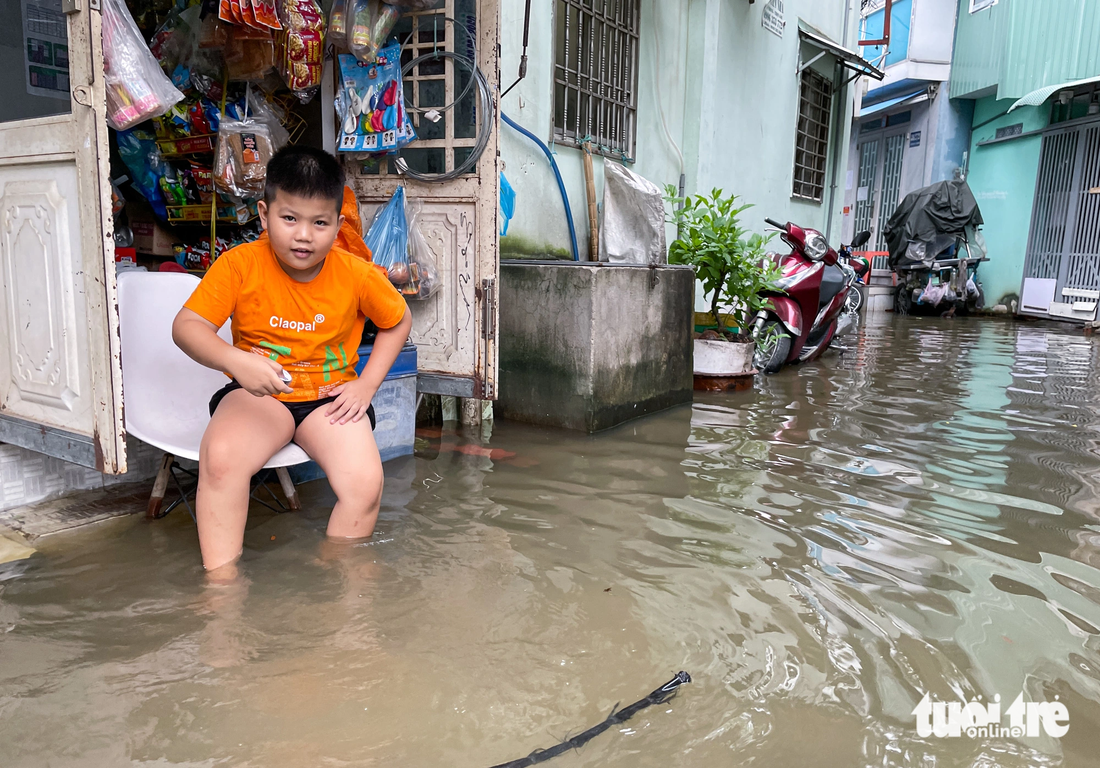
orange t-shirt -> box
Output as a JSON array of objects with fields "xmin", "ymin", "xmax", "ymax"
[{"xmin": 183, "ymin": 239, "xmax": 407, "ymax": 402}]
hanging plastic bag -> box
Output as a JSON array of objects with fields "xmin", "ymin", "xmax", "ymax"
[
  {"xmin": 347, "ymin": 0, "xmax": 399, "ymax": 63},
  {"xmin": 336, "ymin": 46, "xmax": 417, "ymax": 153},
  {"xmin": 214, "ymin": 116, "xmax": 277, "ymax": 199},
  {"xmin": 275, "ymin": 0, "xmax": 325, "ymax": 102},
  {"xmin": 247, "ymin": 89, "xmax": 291, "ymax": 148},
  {"xmin": 329, "ymin": 0, "xmax": 349, "ymax": 42},
  {"xmin": 225, "ymin": 25, "xmax": 275, "ymax": 81},
  {"xmin": 102, "ymin": 0, "xmax": 185, "ymax": 130},
  {"xmin": 918, "ymin": 277, "xmax": 946, "ymax": 306},
  {"xmin": 383, "ymin": 0, "xmax": 436, "ymax": 9},
  {"xmin": 499, "ymin": 172, "xmax": 515, "ymax": 237},
  {"xmin": 116, "ymin": 128, "xmax": 171, "ymax": 220},
  {"xmin": 364, "ymin": 188, "xmax": 411, "ymax": 286},
  {"xmin": 406, "ymin": 199, "xmax": 441, "ymax": 299}
]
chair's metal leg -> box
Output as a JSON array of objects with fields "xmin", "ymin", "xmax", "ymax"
[
  {"xmin": 147, "ymin": 453, "xmax": 175, "ymax": 519},
  {"xmin": 169, "ymin": 463, "xmax": 197, "ymax": 522},
  {"xmin": 275, "ymin": 467, "xmax": 301, "ymax": 511}
]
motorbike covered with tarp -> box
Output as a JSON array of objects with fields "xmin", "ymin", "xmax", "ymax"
[{"xmin": 883, "ymin": 179, "xmax": 989, "ymax": 315}]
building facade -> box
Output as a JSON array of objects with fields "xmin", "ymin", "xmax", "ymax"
[
  {"xmin": 498, "ymin": 0, "xmax": 878, "ymax": 312},
  {"xmin": 950, "ymin": 0, "xmax": 1100, "ymax": 316},
  {"xmin": 841, "ymin": 0, "xmax": 972, "ymax": 275}
]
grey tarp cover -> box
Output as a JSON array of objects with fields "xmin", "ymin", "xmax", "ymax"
[
  {"xmin": 882, "ymin": 179, "xmax": 984, "ymax": 270},
  {"xmin": 598, "ymin": 159, "xmax": 667, "ymax": 265}
]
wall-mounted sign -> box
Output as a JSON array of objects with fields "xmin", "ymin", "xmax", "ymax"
[
  {"xmin": 995, "ymin": 123, "xmax": 1024, "ymax": 140},
  {"xmin": 762, "ymin": 0, "xmax": 785, "ymax": 38},
  {"xmin": 909, "ymin": 130, "xmax": 921, "ymax": 148}
]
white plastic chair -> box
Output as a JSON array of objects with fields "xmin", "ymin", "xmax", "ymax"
[{"xmin": 117, "ymin": 271, "xmax": 310, "ymax": 519}]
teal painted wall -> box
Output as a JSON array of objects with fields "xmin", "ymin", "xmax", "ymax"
[
  {"xmin": 952, "ymin": 0, "xmax": 1100, "ymax": 100},
  {"xmin": 963, "ymin": 95, "xmax": 1048, "ymax": 304},
  {"xmin": 499, "ymin": 0, "xmax": 858, "ymax": 314}
]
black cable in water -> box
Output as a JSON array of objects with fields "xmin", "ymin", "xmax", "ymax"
[
  {"xmin": 501, "ymin": 0, "xmax": 532, "ymax": 99},
  {"xmin": 487, "ymin": 671, "xmax": 692, "ymax": 768}
]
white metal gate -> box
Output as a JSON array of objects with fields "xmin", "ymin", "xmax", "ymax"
[
  {"xmin": 1022, "ymin": 120, "xmax": 1100, "ymax": 318},
  {"xmin": 345, "ymin": 0, "xmax": 499, "ymax": 400}
]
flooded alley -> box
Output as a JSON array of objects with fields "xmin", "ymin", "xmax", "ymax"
[{"xmin": 4, "ymin": 314, "xmax": 1100, "ymax": 767}]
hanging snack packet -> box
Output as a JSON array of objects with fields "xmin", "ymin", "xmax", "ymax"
[
  {"xmin": 253, "ymin": 0, "xmax": 282, "ymax": 29},
  {"xmin": 102, "ymin": 0, "xmax": 185, "ymax": 130},
  {"xmin": 275, "ymin": 0, "xmax": 324, "ymax": 102},
  {"xmin": 214, "ymin": 116, "xmax": 276, "ymax": 199},
  {"xmin": 336, "ymin": 46, "xmax": 416, "ymax": 153},
  {"xmin": 347, "ymin": 0, "xmax": 399, "ymax": 63}
]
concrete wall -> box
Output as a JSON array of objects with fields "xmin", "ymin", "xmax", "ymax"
[
  {"xmin": 963, "ymin": 95, "xmax": 1048, "ymax": 305},
  {"xmin": 499, "ymin": 0, "xmax": 859, "ymax": 303},
  {"xmin": 498, "ymin": 262, "xmax": 694, "ymax": 432}
]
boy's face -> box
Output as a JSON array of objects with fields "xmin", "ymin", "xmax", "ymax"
[{"xmin": 258, "ymin": 189, "xmax": 345, "ymax": 278}]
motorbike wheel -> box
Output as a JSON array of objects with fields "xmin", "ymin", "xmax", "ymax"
[
  {"xmin": 845, "ymin": 285, "xmax": 866, "ymax": 314},
  {"xmin": 894, "ymin": 283, "xmax": 913, "ymax": 315},
  {"xmin": 753, "ymin": 320, "xmax": 793, "ymax": 374}
]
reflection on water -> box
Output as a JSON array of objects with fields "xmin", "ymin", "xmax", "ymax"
[{"xmin": 4, "ymin": 317, "xmax": 1100, "ymax": 766}]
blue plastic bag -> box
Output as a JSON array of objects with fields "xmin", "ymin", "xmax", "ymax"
[
  {"xmin": 364, "ymin": 187, "xmax": 409, "ymax": 281},
  {"xmin": 499, "ymin": 171, "xmax": 516, "ymax": 236},
  {"xmin": 116, "ymin": 128, "xmax": 169, "ymax": 220}
]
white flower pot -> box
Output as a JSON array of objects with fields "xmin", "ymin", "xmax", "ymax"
[{"xmin": 693, "ymin": 338, "xmax": 755, "ymax": 376}]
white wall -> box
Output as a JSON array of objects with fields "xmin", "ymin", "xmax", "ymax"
[{"xmin": 499, "ymin": 0, "xmax": 860, "ymax": 268}]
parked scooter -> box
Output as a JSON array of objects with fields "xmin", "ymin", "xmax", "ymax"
[{"xmin": 751, "ymin": 220, "xmax": 870, "ymax": 374}]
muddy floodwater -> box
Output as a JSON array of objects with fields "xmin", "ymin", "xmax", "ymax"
[{"xmin": 6, "ymin": 316, "xmax": 1100, "ymax": 767}]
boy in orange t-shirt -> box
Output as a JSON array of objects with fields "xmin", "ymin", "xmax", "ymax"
[{"xmin": 173, "ymin": 146, "xmax": 411, "ymax": 573}]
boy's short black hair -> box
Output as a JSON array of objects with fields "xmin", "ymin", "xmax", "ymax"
[{"xmin": 264, "ymin": 145, "xmax": 345, "ymax": 212}]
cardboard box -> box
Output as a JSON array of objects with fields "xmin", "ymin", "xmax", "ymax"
[{"xmin": 130, "ymin": 220, "xmax": 179, "ymax": 256}]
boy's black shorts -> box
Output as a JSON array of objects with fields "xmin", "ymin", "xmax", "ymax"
[{"xmin": 209, "ymin": 381, "xmax": 376, "ymax": 430}]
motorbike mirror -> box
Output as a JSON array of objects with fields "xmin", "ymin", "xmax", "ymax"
[{"xmin": 852, "ymin": 230, "xmax": 871, "ymax": 248}]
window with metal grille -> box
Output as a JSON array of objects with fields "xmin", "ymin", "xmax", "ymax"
[
  {"xmin": 553, "ymin": 0, "xmax": 639, "ymax": 160},
  {"xmin": 792, "ymin": 68, "xmax": 833, "ymax": 202}
]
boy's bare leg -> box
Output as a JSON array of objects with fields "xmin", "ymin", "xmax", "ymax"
[
  {"xmin": 293, "ymin": 410, "xmax": 383, "ymax": 539},
  {"xmin": 198, "ymin": 389, "xmax": 296, "ymax": 570}
]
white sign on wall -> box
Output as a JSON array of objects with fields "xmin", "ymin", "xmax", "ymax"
[{"xmin": 762, "ymin": 0, "xmax": 786, "ymax": 38}]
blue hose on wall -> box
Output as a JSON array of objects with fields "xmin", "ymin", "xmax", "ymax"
[{"xmin": 501, "ymin": 112, "xmax": 581, "ymax": 262}]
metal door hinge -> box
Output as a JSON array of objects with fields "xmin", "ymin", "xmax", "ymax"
[{"xmin": 481, "ymin": 277, "xmax": 496, "ymax": 340}]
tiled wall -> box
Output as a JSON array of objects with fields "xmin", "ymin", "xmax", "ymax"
[{"xmin": 0, "ymin": 438, "xmax": 163, "ymax": 513}]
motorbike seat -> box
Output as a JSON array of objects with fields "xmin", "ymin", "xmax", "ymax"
[{"xmin": 818, "ymin": 264, "xmax": 847, "ymax": 310}]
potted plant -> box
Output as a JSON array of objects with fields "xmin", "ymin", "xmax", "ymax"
[{"xmin": 665, "ymin": 187, "xmax": 781, "ymax": 383}]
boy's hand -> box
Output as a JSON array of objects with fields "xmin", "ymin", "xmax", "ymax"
[
  {"xmin": 228, "ymin": 352, "xmax": 294, "ymax": 397},
  {"xmin": 324, "ymin": 378, "xmax": 376, "ymax": 425}
]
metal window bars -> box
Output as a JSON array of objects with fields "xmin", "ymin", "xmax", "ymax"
[
  {"xmin": 792, "ymin": 68, "xmax": 833, "ymax": 202},
  {"xmin": 552, "ymin": 0, "xmax": 639, "ymax": 161}
]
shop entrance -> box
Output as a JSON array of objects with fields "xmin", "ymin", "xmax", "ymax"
[
  {"xmin": 0, "ymin": 0, "xmax": 500, "ymax": 476},
  {"xmin": 0, "ymin": 0, "xmax": 127, "ymax": 472}
]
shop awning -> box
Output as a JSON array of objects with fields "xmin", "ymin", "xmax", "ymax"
[
  {"xmin": 798, "ymin": 22, "xmax": 885, "ymax": 81},
  {"xmin": 1008, "ymin": 74, "xmax": 1100, "ymax": 112},
  {"xmin": 859, "ymin": 87, "xmax": 928, "ymax": 117}
]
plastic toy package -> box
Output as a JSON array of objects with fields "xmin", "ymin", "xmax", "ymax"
[
  {"xmin": 275, "ymin": 0, "xmax": 325, "ymax": 102},
  {"xmin": 102, "ymin": 0, "xmax": 185, "ymax": 130},
  {"xmin": 336, "ymin": 46, "xmax": 417, "ymax": 154}
]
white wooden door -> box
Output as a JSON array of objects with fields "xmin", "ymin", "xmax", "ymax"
[
  {"xmin": 346, "ymin": 0, "xmax": 499, "ymax": 400},
  {"xmin": 0, "ymin": 0, "xmax": 127, "ymax": 472}
]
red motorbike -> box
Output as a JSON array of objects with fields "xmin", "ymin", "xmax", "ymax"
[{"xmin": 751, "ymin": 219, "xmax": 870, "ymax": 374}]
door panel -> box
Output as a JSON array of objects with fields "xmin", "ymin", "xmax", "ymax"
[
  {"xmin": 0, "ymin": 0, "xmax": 126, "ymax": 472},
  {"xmin": 347, "ymin": 0, "xmax": 499, "ymax": 399}
]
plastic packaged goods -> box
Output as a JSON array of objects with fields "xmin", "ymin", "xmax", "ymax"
[
  {"xmin": 224, "ymin": 25, "xmax": 275, "ymax": 81},
  {"xmin": 363, "ymin": 187, "xmax": 409, "ymax": 282},
  {"xmin": 347, "ymin": 0, "xmax": 398, "ymax": 63},
  {"xmin": 275, "ymin": 0, "xmax": 325, "ymax": 102},
  {"xmin": 335, "ymin": 46, "xmax": 416, "ymax": 153},
  {"xmin": 405, "ymin": 199, "xmax": 441, "ymax": 299},
  {"xmin": 214, "ymin": 116, "xmax": 276, "ymax": 198},
  {"xmin": 328, "ymin": 0, "xmax": 348, "ymax": 41},
  {"xmin": 102, "ymin": 0, "xmax": 185, "ymax": 130}
]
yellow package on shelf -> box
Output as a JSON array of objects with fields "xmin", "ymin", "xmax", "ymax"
[{"xmin": 167, "ymin": 201, "xmax": 259, "ymax": 225}]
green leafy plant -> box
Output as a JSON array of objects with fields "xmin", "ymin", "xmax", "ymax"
[{"xmin": 665, "ymin": 187, "xmax": 781, "ymax": 341}]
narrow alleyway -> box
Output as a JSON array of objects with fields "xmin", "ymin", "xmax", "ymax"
[{"xmin": 2, "ymin": 314, "xmax": 1100, "ymax": 767}]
